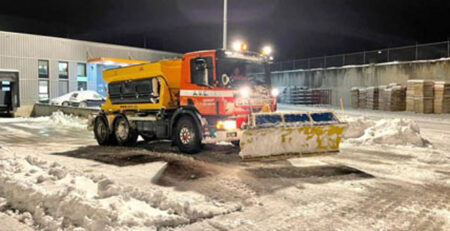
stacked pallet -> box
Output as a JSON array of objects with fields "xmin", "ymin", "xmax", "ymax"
[
  {"xmin": 281, "ymin": 87, "xmax": 333, "ymax": 105},
  {"xmin": 358, "ymin": 88, "xmax": 367, "ymax": 109},
  {"xmin": 385, "ymin": 86, "xmax": 406, "ymax": 111},
  {"xmin": 351, "ymin": 87, "xmax": 359, "ymax": 109},
  {"xmin": 434, "ymin": 81, "xmax": 450, "ymax": 114},
  {"xmin": 406, "ymin": 80, "xmax": 434, "ymax": 113},
  {"xmin": 378, "ymin": 85, "xmax": 387, "ymax": 110},
  {"xmin": 445, "ymin": 83, "xmax": 450, "ymax": 113},
  {"xmin": 434, "ymin": 82, "xmax": 444, "ymax": 114},
  {"xmin": 366, "ymin": 87, "xmax": 379, "ymax": 110}
]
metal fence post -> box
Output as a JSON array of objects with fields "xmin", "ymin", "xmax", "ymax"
[
  {"xmin": 447, "ymin": 40, "xmax": 450, "ymax": 57},
  {"xmin": 387, "ymin": 48, "xmax": 390, "ymax": 62},
  {"xmin": 363, "ymin": 51, "xmax": 366, "ymax": 64},
  {"xmin": 415, "ymin": 43, "xmax": 418, "ymax": 60}
]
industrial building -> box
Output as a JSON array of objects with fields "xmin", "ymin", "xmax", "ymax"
[{"xmin": 0, "ymin": 30, "xmax": 180, "ymax": 114}]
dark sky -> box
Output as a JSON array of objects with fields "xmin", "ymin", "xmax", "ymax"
[{"xmin": 1, "ymin": 0, "xmax": 450, "ymax": 60}]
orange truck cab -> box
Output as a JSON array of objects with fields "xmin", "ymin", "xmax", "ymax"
[
  {"xmin": 90, "ymin": 49, "xmax": 277, "ymax": 154},
  {"xmin": 179, "ymin": 49, "xmax": 276, "ymax": 143}
]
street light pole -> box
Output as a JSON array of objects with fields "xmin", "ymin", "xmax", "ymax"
[{"xmin": 223, "ymin": 0, "xmax": 227, "ymax": 49}]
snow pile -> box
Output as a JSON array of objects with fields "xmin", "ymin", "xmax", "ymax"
[
  {"xmin": 0, "ymin": 111, "xmax": 87, "ymax": 131},
  {"xmin": 0, "ymin": 154, "xmax": 241, "ymax": 231},
  {"xmin": 0, "ymin": 155, "xmax": 188, "ymax": 230},
  {"xmin": 344, "ymin": 117, "xmax": 428, "ymax": 147},
  {"xmin": 342, "ymin": 117, "xmax": 374, "ymax": 139},
  {"xmin": 48, "ymin": 111, "xmax": 87, "ymax": 130}
]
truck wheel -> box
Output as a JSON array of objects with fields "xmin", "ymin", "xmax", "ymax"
[
  {"xmin": 174, "ymin": 116, "xmax": 202, "ymax": 154},
  {"xmin": 114, "ymin": 115, "xmax": 138, "ymax": 146},
  {"xmin": 231, "ymin": 140, "xmax": 240, "ymax": 147},
  {"xmin": 62, "ymin": 101, "xmax": 70, "ymax": 107},
  {"xmin": 94, "ymin": 116, "xmax": 116, "ymax": 145}
]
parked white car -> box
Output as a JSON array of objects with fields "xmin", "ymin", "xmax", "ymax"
[{"xmin": 50, "ymin": 91, "xmax": 105, "ymax": 108}]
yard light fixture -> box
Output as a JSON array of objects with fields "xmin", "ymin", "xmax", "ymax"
[
  {"xmin": 232, "ymin": 41, "xmax": 248, "ymax": 52},
  {"xmin": 262, "ymin": 46, "xmax": 272, "ymax": 55},
  {"xmin": 232, "ymin": 41, "xmax": 242, "ymax": 51}
]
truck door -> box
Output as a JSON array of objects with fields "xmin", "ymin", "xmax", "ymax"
[{"xmin": 180, "ymin": 54, "xmax": 220, "ymax": 115}]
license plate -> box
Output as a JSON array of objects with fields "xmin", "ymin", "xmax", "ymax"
[{"xmin": 226, "ymin": 132, "xmax": 237, "ymax": 138}]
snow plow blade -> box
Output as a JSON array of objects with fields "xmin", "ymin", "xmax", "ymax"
[{"xmin": 239, "ymin": 112, "xmax": 347, "ymax": 161}]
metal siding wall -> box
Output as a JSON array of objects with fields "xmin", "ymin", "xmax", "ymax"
[
  {"xmin": 49, "ymin": 59, "xmax": 59, "ymax": 99},
  {"xmin": 69, "ymin": 61, "xmax": 78, "ymax": 92},
  {"xmin": 0, "ymin": 31, "xmax": 180, "ymax": 105},
  {"xmin": 0, "ymin": 56, "xmax": 38, "ymax": 104}
]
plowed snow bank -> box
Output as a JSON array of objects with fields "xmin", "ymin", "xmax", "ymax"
[
  {"xmin": 0, "ymin": 111, "xmax": 87, "ymax": 130},
  {"xmin": 343, "ymin": 117, "xmax": 428, "ymax": 147},
  {"xmin": 0, "ymin": 154, "xmax": 241, "ymax": 231},
  {"xmin": 48, "ymin": 111, "xmax": 87, "ymax": 130}
]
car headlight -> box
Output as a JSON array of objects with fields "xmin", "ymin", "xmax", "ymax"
[
  {"xmin": 216, "ymin": 120, "xmax": 237, "ymax": 130},
  {"xmin": 271, "ymin": 88, "xmax": 279, "ymax": 97},
  {"xmin": 239, "ymin": 87, "xmax": 250, "ymax": 98}
]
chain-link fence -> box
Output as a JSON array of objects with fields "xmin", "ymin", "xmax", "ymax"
[{"xmin": 272, "ymin": 41, "xmax": 450, "ymax": 71}]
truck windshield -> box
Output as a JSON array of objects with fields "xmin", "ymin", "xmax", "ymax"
[{"xmin": 216, "ymin": 58, "xmax": 270, "ymax": 89}]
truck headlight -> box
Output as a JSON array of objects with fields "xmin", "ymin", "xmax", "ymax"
[
  {"xmin": 271, "ymin": 88, "xmax": 279, "ymax": 97},
  {"xmin": 216, "ymin": 120, "xmax": 237, "ymax": 130},
  {"xmin": 239, "ymin": 87, "xmax": 250, "ymax": 98}
]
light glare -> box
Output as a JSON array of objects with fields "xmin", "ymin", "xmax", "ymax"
[
  {"xmin": 271, "ymin": 88, "xmax": 279, "ymax": 97},
  {"xmin": 232, "ymin": 41, "xmax": 242, "ymax": 51},
  {"xmin": 262, "ymin": 46, "xmax": 272, "ymax": 55},
  {"xmin": 240, "ymin": 87, "xmax": 250, "ymax": 98}
]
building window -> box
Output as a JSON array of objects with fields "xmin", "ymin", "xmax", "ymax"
[
  {"xmin": 77, "ymin": 63, "xmax": 88, "ymax": 91},
  {"xmin": 58, "ymin": 61, "xmax": 68, "ymax": 79},
  {"xmin": 77, "ymin": 63, "xmax": 86, "ymax": 77},
  {"xmin": 38, "ymin": 80, "xmax": 49, "ymax": 103},
  {"xmin": 38, "ymin": 60, "xmax": 49, "ymax": 78},
  {"xmin": 78, "ymin": 82, "xmax": 87, "ymax": 91},
  {"xmin": 38, "ymin": 60, "xmax": 49, "ymax": 103}
]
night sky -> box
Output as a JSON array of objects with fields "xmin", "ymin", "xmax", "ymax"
[{"xmin": 1, "ymin": 0, "xmax": 450, "ymax": 60}]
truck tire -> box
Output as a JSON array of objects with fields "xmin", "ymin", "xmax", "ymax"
[
  {"xmin": 174, "ymin": 116, "xmax": 202, "ymax": 154},
  {"xmin": 231, "ymin": 140, "xmax": 240, "ymax": 147},
  {"xmin": 62, "ymin": 101, "xmax": 70, "ymax": 107},
  {"xmin": 94, "ymin": 116, "xmax": 116, "ymax": 145},
  {"xmin": 113, "ymin": 115, "xmax": 138, "ymax": 146}
]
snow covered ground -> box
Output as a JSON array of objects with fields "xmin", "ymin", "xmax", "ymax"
[{"xmin": 0, "ymin": 108, "xmax": 449, "ymax": 230}]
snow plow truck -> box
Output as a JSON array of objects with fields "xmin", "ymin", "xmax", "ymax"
[{"xmin": 89, "ymin": 48, "xmax": 346, "ymax": 160}]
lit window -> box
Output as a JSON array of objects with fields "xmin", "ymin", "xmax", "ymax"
[
  {"xmin": 77, "ymin": 63, "xmax": 86, "ymax": 77},
  {"xmin": 38, "ymin": 80, "xmax": 49, "ymax": 102},
  {"xmin": 58, "ymin": 61, "xmax": 68, "ymax": 79},
  {"xmin": 38, "ymin": 60, "xmax": 49, "ymax": 78}
]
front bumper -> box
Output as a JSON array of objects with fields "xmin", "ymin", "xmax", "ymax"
[{"xmin": 203, "ymin": 129, "xmax": 243, "ymax": 143}]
